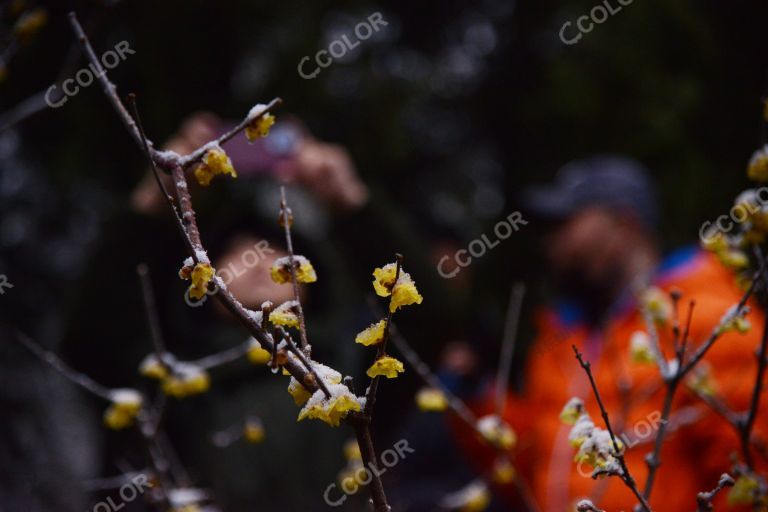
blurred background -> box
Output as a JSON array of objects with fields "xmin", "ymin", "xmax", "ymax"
[{"xmin": 1, "ymin": 0, "xmax": 768, "ymax": 510}]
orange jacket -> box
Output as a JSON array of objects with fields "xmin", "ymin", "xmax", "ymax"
[{"xmin": 458, "ymin": 247, "xmax": 768, "ymax": 511}]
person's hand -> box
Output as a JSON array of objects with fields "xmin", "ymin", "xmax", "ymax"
[
  {"xmin": 131, "ymin": 112, "xmax": 220, "ymax": 215},
  {"xmin": 276, "ymin": 139, "xmax": 368, "ymax": 211}
]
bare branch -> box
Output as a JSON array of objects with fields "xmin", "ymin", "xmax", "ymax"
[{"xmin": 495, "ymin": 282, "xmax": 525, "ymax": 419}]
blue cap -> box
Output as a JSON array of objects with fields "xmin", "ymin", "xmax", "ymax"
[{"xmin": 522, "ymin": 155, "xmax": 659, "ymax": 229}]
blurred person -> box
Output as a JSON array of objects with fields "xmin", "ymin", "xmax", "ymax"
[{"xmin": 453, "ymin": 155, "xmax": 768, "ymax": 510}]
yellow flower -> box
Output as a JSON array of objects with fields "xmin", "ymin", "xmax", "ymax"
[
  {"xmin": 298, "ymin": 385, "xmax": 362, "ymax": 427},
  {"xmin": 343, "ymin": 438, "xmax": 362, "ymax": 461},
  {"xmin": 492, "ymin": 457, "xmax": 516, "ymax": 484},
  {"xmin": 748, "ymin": 146, "xmax": 768, "ymax": 182},
  {"xmin": 559, "ymin": 397, "xmax": 585, "ymax": 425},
  {"xmin": 139, "ymin": 354, "xmax": 169, "ymax": 380},
  {"xmin": 372, "ymin": 263, "xmax": 398, "ymax": 296},
  {"xmin": 181, "ymin": 262, "xmax": 214, "ymax": 300},
  {"xmin": 415, "ymin": 387, "xmax": 448, "ymax": 412},
  {"xmin": 701, "ymin": 230, "xmax": 728, "ymax": 253},
  {"xmin": 444, "ymin": 482, "xmax": 491, "ymax": 512},
  {"xmin": 685, "ymin": 362, "xmax": 718, "ymax": 398},
  {"xmin": 717, "ymin": 248, "xmax": 749, "ymax": 270},
  {"xmin": 103, "ymin": 389, "xmax": 143, "ymax": 430},
  {"xmin": 728, "ymin": 475, "xmax": 760, "ymax": 505},
  {"xmin": 640, "ymin": 287, "xmax": 671, "ymax": 325},
  {"xmin": 270, "ymin": 255, "xmax": 317, "ymax": 284},
  {"xmin": 288, "ymin": 377, "xmax": 312, "ymax": 406},
  {"xmin": 717, "ymin": 306, "xmax": 752, "ymax": 335},
  {"xmin": 269, "ymin": 300, "xmax": 300, "ymax": 328},
  {"xmin": 477, "ymin": 415, "xmax": 517, "ymax": 450},
  {"xmin": 629, "ymin": 331, "xmax": 655, "ymax": 364},
  {"xmin": 366, "ymin": 355, "xmax": 405, "ymax": 379},
  {"xmin": 14, "ymin": 8, "xmax": 47, "ymax": 43},
  {"xmin": 355, "ymin": 320, "xmax": 386, "ymax": 347},
  {"xmin": 162, "ymin": 365, "xmax": 210, "ymax": 398},
  {"xmin": 245, "ymin": 112, "xmax": 276, "ymax": 141},
  {"xmin": 243, "ymin": 419, "xmax": 265, "ymax": 444},
  {"xmin": 390, "ymin": 276, "xmax": 423, "ymax": 312},
  {"xmin": 338, "ymin": 465, "xmax": 363, "ymax": 494},
  {"xmin": 194, "ymin": 147, "xmax": 237, "ymax": 186},
  {"xmin": 247, "ymin": 339, "xmax": 272, "ymax": 365}
]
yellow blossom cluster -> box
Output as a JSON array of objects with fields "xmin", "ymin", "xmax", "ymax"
[
  {"xmin": 269, "ymin": 300, "xmax": 300, "ymax": 328},
  {"xmin": 366, "ymin": 355, "xmax": 404, "ymax": 379},
  {"xmin": 245, "ymin": 112, "xmax": 276, "ymax": 141},
  {"xmin": 415, "ymin": 387, "xmax": 448, "ymax": 412},
  {"xmin": 477, "ymin": 414, "xmax": 517, "ymax": 451},
  {"xmin": 162, "ymin": 364, "xmax": 211, "ymax": 398},
  {"xmin": 243, "ymin": 419, "xmax": 265, "ymax": 444},
  {"xmin": 560, "ymin": 398, "xmax": 622, "ymax": 474},
  {"xmin": 748, "ymin": 145, "xmax": 768, "ymax": 182},
  {"xmin": 270, "ymin": 255, "xmax": 317, "ymax": 284},
  {"xmin": 491, "ymin": 457, "xmax": 516, "ymax": 484},
  {"xmin": 639, "ymin": 287, "xmax": 671, "ymax": 325},
  {"xmin": 357, "ymin": 261, "xmax": 423, "ymax": 382},
  {"xmin": 372, "ymin": 263, "xmax": 423, "ymax": 312},
  {"xmin": 628, "ymin": 331, "xmax": 655, "ymax": 364},
  {"xmin": 443, "ymin": 481, "xmax": 491, "ymax": 512},
  {"xmin": 297, "ymin": 384, "xmax": 362, "ymax": 427},
  {"xmin": 194, "ymin": 147, "xmax": 237, "ymax": 187},
  {"xmin": 355, "ymin": 320, "xmax": 386, "ymax": 347},
  {"xmin": 247, "ymin": 339, "xmax": 272, "ymax": 365},
  {"xmin": 728, "ymin": 473, "xmax": 767, "ymax": 507},
  {"xmin": 179, "ymin": 259, "xmax": 215, "ymax": 300},
  {"xmin": 685, "ymin": 362, "xmax": 718, "ymax": 398},
  {"xmin": 103, "ymin": 389, "xmax": 143, "ymax": 430}
]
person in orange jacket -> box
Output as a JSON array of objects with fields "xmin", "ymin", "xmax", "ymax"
[{"xmin": 456, "ymin": 156, "xmax": 768, "ymax": 511}]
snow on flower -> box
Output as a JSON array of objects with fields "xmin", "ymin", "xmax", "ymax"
[
  {"xmin": 747, "ymin": 145, "xmax": 768, "ymax": 182},
  {"xmin": 297, "ymin": 383, "xmax": 362, "ymax": 427},
  {"xmin": 372, "ymin": 263, "xmax": 398, "ymax": 297},
  {"xmin": 566, "ymin": 410, "xmax": 622, "ymax": 475},
  {"xmin": 270, "ymin": 255, "xmax": 317, "ymax": 284},
  {"xmin": 103, "ymin": 388, "xmax": 143, "ymax": 430},
  {"xmin": 560, "ymin": 397, "xmax": 585, "ymax": 425},
  {"xmin": 139, "ymin": 353, "xmax": 172, "ymax": 380},
  {"xmin": 441, "ymin": 480, "xmax": 491, "ymax": 512},
  {"xmin": 247, "ymin": 338, "xmax": 272, "ymax": 365},
  {"xmin": 355, "ymin": 319, "xmax": 386, "ymax": 347},
  {"xmin": 245, "ymin": 112, "xmax": 276, "ymax": 141},
  {"xmin": 194, "ymin": 146, "xmax": 237, "ymax": 186},
  {"xmin": 366, "ymin": 355, "xmax": 405, "ymax": 379},
  {"xmin": 288, "ymin": 361, "xmax": 341, "ymax": 406},
  {"xmin": 477, "ymin": 414, "xmax": 517, "ymax": 450},
  {"xmin": 716, "ymin": 305, "xmax": 751, "ymax": 335},
  {"xmin": 390, "ymin": 273, "xmax": 423, "ymax": 312},
  {"xmin": 629, "ymin": 330, "xmax": 655, "ymax": 364},
  {"xmin": 179, "ymin": 262, "xmax": 214, "ymax": 300},
  {"xmin": 640, "ymin": 287, "xmax": 671, "ymax": 325},
  {"xmin": 269, "ymin": 300, "xmax": 300, "ymax": 328},
  {"xmin": 162, "ymin": 363, "xmax": 211, "ymax": 398}
]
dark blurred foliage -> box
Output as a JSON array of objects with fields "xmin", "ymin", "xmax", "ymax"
[{"xmin": 1, "ymin": 0, "xmax": 768, "ymax": 510}]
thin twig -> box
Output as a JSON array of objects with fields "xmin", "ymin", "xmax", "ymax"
[
  {"xmin": 279, "ymin": 186, "xmax": 310, "ymax": 352},
  {"xmin": 572, "ymin": 345, "xmax": 652, "ymax": 512},
  {"xmin": 192, "ymin": 341, "xmax": 251, "ymax": 371},
  {"xmin": 137, "ymin": 264, "xmax": 167, "ymax": 360},
  {"xmin": 495, "ymin": 283, "xmax": 525, "ymax": 419},
  {"xmin": 275, "ymin": 327, "xmax": 331, "ymax": 398},
  {"xmin": 15, "ymin": 331, "xmax": 113, "ymax": 400},
  {"xmin": 696, "ymin": 473, "xmax": 735, "ymax": 511}
]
